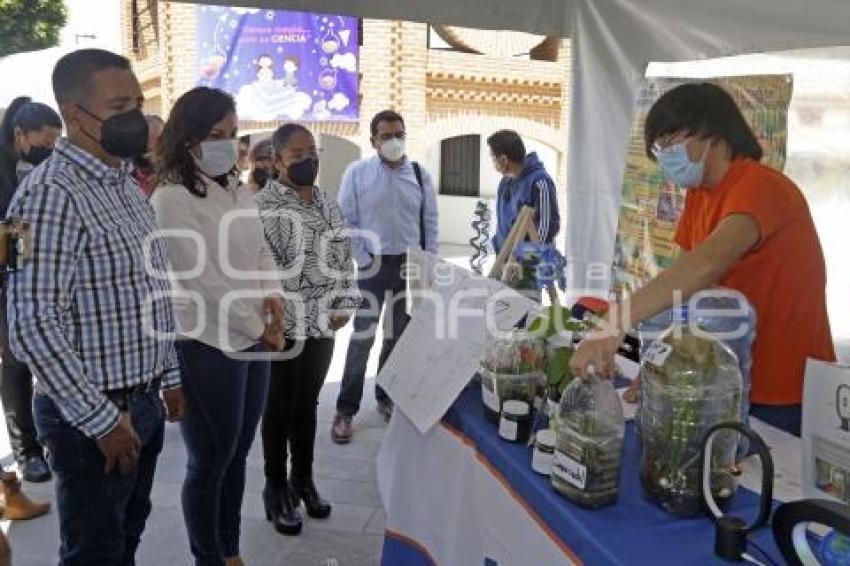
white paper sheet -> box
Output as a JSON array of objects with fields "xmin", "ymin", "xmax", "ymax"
[
  {"xmin": 801, "ymin": 359, "xmax": 850, "ymax": 505},
  {"xmin": 739, "ymin": 418, "xmax": 804, "ymax": 503},
  {"xmin": 378, "ymin": 254, "xmax": 539, "ymax": 434}
]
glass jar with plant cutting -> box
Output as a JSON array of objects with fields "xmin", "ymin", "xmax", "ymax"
[{"xmin": 639, "ymin": 307, "xmax": 743, "ymax": 517}]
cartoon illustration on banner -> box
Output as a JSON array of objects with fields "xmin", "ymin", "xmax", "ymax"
[
  {"xmin": 196, "ymin": 5, "xmax": 359, "ymax": 122},
  {"xmin": 612, "ymin": 75, "xmax": 792, "ymax": 298}
]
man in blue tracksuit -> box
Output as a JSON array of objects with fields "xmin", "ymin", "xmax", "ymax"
[{"xmin": 487, "ymin": 130, "xmax": 560, "ymax": 253}]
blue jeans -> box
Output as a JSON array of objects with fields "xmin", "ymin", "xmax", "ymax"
[
  {"xmin": 34, "ymin": 389, "xmax": 164, "ymax": 566},
  {"xmin": 176, "ymin": 341, "xmax": 270, "ymax": 566},
  {"xmin": 750, "ymin": 403, "xmax": 802, "ymax": 437},
  {"xmin": 337, "ymin": 254, "xmax": 409, "ymax": 416}
]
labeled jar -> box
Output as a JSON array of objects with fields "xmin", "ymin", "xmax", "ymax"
[
  {"xmin": 479, "ymin": 368, "xmax": 541, "ymax": 425},
  {"xmin": 551, "ymin": 376, "xmax": 624, "ymax": 508},
  {"xmin": 480, "ymin": 332, "xmax": 545, "ymax": 425},
  {"xmin": 532, "ymin": 429, "xmax": 556, "ymax": 475},
  {"xmin": 499, "ymin": 400, "xmax": 531, "ymax": 443},
  {"xmin": 639, "ymin": 307, "xmax": 743, "ymax": 517}
]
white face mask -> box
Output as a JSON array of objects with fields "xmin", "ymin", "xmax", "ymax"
[
  {"xmin": 195, "ymin": 139, "xmax": 238, "ymax": 178},
  {"xmin": 379, "ymin": 138, "xmax": 406, "ymax": 162}
]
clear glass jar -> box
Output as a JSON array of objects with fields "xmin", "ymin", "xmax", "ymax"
[
  {"xmin": 551, "ymin": 376, "xmax": 624, "ymax": 508},
  {"xmin": 480, "ymin": 368, "xmax": 541, "ymax": 424},
  {"xmin": 639, "ymin": 308, "xmax": 743, "ymax": 517},
  {"xmin": 480, "ymin": 332, "xmax": 546, "ymax": 424},
  {"xmin": 638, "ymin": 290, "xmax": 755, "ymax": 435}
]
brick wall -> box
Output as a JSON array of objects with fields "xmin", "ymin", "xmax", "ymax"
[
  {"xmin": 121, "ymin": 2, "xmax": 572, "ymax": 241},
  {"xmin": 122, "ymin": 3, "xmax": 569, "ymax": 158},
  {"xmin": 159, "ymin": 2, "xmax": 197, "ymax": 114}
]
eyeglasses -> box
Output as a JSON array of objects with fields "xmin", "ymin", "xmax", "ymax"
[
  {"xmin": 375, "ymin": 132, "xmax": 406, "ymax": 142},
  {"xmin": 651, "ymin": 134, "xmax": 690, "ymax": 157}
]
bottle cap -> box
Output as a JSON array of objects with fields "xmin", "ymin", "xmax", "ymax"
[
  {"xmin": 502, "ymin": 400, "xmax": 530, "ymax": 416},
  {"xmin": 535, "ymin": 429, "xmax": 556, "ymax": 448}
]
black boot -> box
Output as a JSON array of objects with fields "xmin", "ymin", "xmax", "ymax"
[
  {"xmin": 290, "ymin": 476, "xmax": 331, "ymax": 519},
  {"xmin": 20, "ymin": 454, "xmax": 51, "ymax": 483},
  {"xmin": 263, "ymin": 483, "xmax": 302, "ymax": 536}
]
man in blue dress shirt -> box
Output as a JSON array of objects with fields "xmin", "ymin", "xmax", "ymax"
[{"xmin": 333, "ymin": 110, "xmax": 439, "ymax": 443}]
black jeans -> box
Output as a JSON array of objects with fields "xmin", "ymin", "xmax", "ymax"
[
  {"xmin": 177, "ymin": 341, "xmax": 270, "ymax": 565},
  {"xmin": 337, "ymin": 254, "xmax": 409, "ymax": 416},
  {"xmin": 0, "ymin": 284, "xmax": 42, "ymax": 462},
  {"xmin": 34, "ymin": 389, "xmax": 164, "ymax": 566},
  {"xmin": 262, "ymin": 337, "xmax": 334, "ymax": 484}
]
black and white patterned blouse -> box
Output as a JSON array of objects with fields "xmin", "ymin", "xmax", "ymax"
[{"xmin": 256, "ymin": 180, "xmax": 360, "ymax": 338}]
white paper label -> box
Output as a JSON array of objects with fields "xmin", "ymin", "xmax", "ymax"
[
  {"xmin": 547, "ymin": 398, "xmax": 559, "ymax": 418},
  {"xmin": 499, "ymin": 416, "xmax": 518, "ymax": 441},
  {"xmin": 644, "ymin": 341, "xmax": 673, "ymax": 367},
  {"xmin": 552, "ymin": 450, "xmax": 587, "ymax": 490},
  {"xmin": 482, "ymin": 385, "xmax": 500, "ymax": 412},
  {"xmin": 532, "ymin": 449, "xmax": 554, "ymax": 475},
  {"xmin": 533, "ymin": 395, "xmax": 543, "ymax": 412}
]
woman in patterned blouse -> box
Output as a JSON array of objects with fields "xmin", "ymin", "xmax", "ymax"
[{"xmin": 256, "ymin": 124, "xmax": 360, "ymax": 537}]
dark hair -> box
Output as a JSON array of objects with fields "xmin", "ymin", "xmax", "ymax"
[
  {"xmin": 250, "ymin": 138, "xmax": 273, "ymax": 161},
  {"xmin": 1, "ymin": 96, "xmax": 62, "ymax": 148},
  {"xmin": 156, "ymin": 87, "xmax": 236, "ymax": 197},
  {"xmin": 644, "ymin": 82, "xmax": 763, "ymax": 162},
  {"xmin": 52, "ymin": 48, "xmax": 132, "ymax": 105},
  {"xmin": 271, "ymin": 123, "xmax": 313, "ymax": 154},
  {"xmin": 370, "ymin": 109, "xmax": 404, "ymax": 137},
  {"xmin": 487, "ymin": 130, "xmax": 526, "ymax": 163}
]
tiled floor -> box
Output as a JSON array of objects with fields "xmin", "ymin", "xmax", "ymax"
[{"xmin": 3, "ymin": 378, "xmax": 389, "ymax": 566}]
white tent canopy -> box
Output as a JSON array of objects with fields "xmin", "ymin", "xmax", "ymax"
[{"xmin": 178, "ymin": 0, "xmax": 850, "ymax": 292}]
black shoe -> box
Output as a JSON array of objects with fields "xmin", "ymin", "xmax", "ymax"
[
  {"xmin": 290, "ymin": 477, "xmax": 332, "ymax": 519},
  {"xmin": 20, "ymin": 455, "xmax": 51, "ymax": 483},
  {"xmin": 263, "ymin": 484, "xmax": 302, "ymax": 536},
  {"xmin": 376, "ymin": 399, "xmax": 393, "ymax": 424}
]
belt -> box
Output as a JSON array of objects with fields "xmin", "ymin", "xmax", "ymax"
[{"xmin": 104, "ymin": 378, "xmax": 161, "ymax": 412}]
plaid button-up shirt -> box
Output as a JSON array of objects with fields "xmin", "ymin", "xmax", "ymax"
[{"xmin": 6, "ymin": 139, "xmax": 179, "ymax": 438}]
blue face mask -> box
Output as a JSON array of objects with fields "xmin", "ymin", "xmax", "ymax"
[{"xmin": 655, "ymin": 140, "xmax": 710, "ymax": 188}]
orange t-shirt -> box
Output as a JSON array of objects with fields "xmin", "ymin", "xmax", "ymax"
[{"xmin": 674, "ymin": 158, "xmax": 835, "ymax": 405}]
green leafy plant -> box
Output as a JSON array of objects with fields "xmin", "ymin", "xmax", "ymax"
[
  {"xmin": 527, "ymin": 306, "xmax": 588, "ymax": 396},
  {"xmin": 0, "ymin": 0, "xmax": 67, "ymax": 58}
]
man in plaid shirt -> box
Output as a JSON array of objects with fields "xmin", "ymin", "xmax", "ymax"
[{"xmin": 6, "ymin": 49, "xmax": 183, "ymax": 565}]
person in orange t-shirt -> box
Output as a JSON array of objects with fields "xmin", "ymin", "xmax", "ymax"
[{"xmin": 571, "ymin": 82, "xmax": 836, "ymax": 436}]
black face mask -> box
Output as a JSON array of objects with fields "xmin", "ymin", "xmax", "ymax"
[
  {"xmin": 21, "ymin": 145, "xmax": 53, "ymax": 166},
  {"xmin": 78, "ymin": 105, "xmax": 149, "ymax": 159},
  {"xmin": 251, "ymin": 167, "xmax": 270, "ymax": 188},
  {"xmin": 287, "ymin": 157, "xmax": 319, "ymax": 187}
]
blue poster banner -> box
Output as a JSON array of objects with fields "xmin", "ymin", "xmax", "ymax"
[{"xmin": 196, "ymin": 5, "xmax": 359, "ymax": 122}]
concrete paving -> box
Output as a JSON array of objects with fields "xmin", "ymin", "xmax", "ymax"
[{"xmin": 3, "ymin": 379, "xmax": 387, "ymax": 566}]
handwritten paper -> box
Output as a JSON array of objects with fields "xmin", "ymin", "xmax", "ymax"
[{"xmin": 378, "ymin": 252, "xmax": 539, "ymax": 433}]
